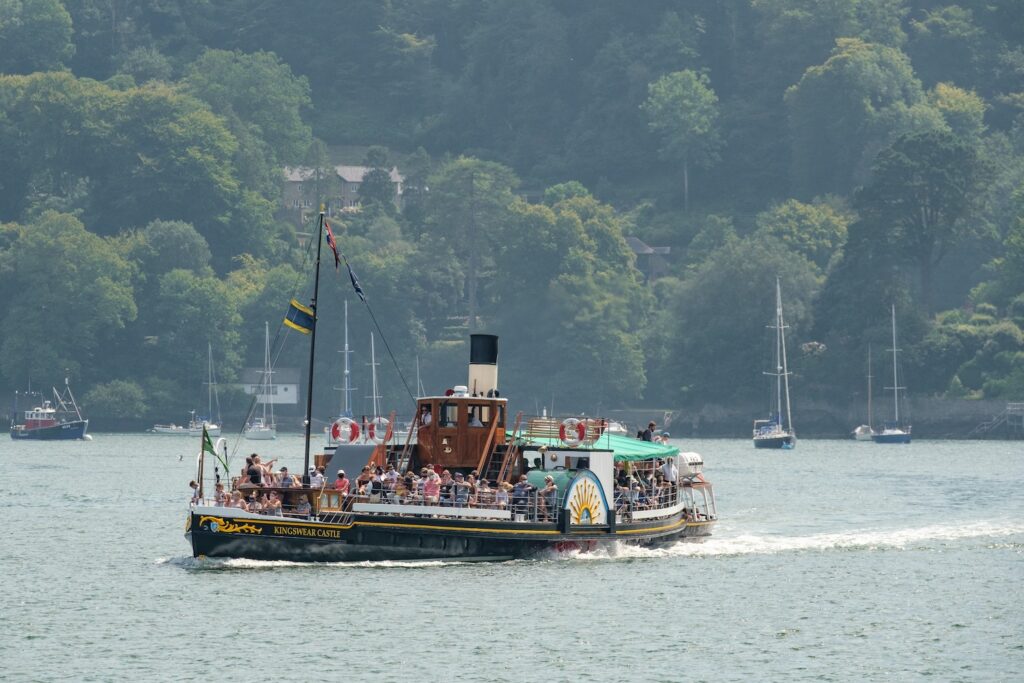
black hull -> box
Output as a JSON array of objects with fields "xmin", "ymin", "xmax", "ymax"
[
  {"xmin": 753, "ymin": 434, "xmax": 794, "ymax": 449},
  {"xmin": 185, "ymin": 510, "xmax": 714, "ymax": 563},
  {"xmin": 10, "ymin": 419, "xmax": 89, "ymax": 440}
]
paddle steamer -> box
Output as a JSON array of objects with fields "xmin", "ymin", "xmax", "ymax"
[{"xmin": 184, "ymin": 214, "xmax": 716, "ymax": 562}]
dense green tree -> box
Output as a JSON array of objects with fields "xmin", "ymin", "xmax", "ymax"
[
  {"xmin": 643, "ymin": 70, "xmax": 722, "ymax": 211},
  {"xmin": 668, "ymin": 235, "xmax": 822, "ymax": 403},
  {"xmin": 419, "ymin": 157, "xmax": 519, "ymax": 331},
  {"xmin": 907, "ymin": 5, "xmax": 986, "ymax": 88},
  {"xmin": 929, "ymin": 82, "xmax": 986, "ymax": 144},
  {"xmin": 0, "ymin": 212, "xmax": 136, "ymax": 385},
  {"xmin": 754, "ymin": 200, "xmax": 850, "ymax": 272},
  {"xmin": 785, "ymin": 38, "xmax": 944, "ymax": 197},
  {"xmin": 83, "ymin": 379, "xmax": 147, "ymax": 418},
  {"xmin": 0, "ymin": 0, "xmax": 74, "ymax": 74},
  {"xmin": 856, "ymin": 130, "xmax": 988, "ymax": 311}
]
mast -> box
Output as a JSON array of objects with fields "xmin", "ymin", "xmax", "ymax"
[
  {"xmin": 368, "ymin": 332, "xmax": 381, "ymax": 417},
  {"xmin": 302, "ymin": 212, "xmax": 325, "ymax": 485},
  {"xmin": 778, "ymin": 279, "xmax": 793, "ymax": 433},
  {"xmin": 867, "ymin": 344, "xmax": 873, "ymax": 430},
  {"xmin": 262, "ymin": 321, "xmax": 274, "ymax": 427},
  {"xmin": 775, "ymin": 280, "xmax": 783, "ymax": 426},
  {"xmin": 207, "ymin": 342, "xmax": 213, "ymax": 422},
  {"xmin": 416, "ymin": 354, "xmax": 425, "ymax": 398},
  {"xmin": 891, "ymin": 304, "xmax": 899, "ymax": 424}
]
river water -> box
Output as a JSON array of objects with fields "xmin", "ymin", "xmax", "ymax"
[{"xmin": 1, "ymin": 434, "xmax": 1021, "ymax": 682}]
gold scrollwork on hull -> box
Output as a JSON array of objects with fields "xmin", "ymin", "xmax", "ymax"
[{"xmin": 199, "ymin": 515, "xmax": 263, "ymax": 535}]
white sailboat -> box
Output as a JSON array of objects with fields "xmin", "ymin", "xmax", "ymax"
[
  {"xmin": 852, "ymin": 345, "xmax": 876, "ymax": 441},
  {"xmin": 753, "ymin": 278, "xmax": 796, "ymax": 449},
  {"xmin": 872, "ymin": 305, "xmax": 912, "ymax": 444},
  {"xmin": 152, "ymin": 343, "xmax": 221, "ymax": 436},
  {"xmin": 244, "ymin": 322, "xmax": 277, "ymax": 440}
]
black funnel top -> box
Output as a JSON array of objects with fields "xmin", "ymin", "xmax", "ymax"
[{"xmin": 469, "ymin": 334, "xmax": 498, "ymax": 365}]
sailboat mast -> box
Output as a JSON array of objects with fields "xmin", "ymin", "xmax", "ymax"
[
  {"xmin": 302, "ymin": 212, "xmax": 325, "ymax": 484},
  {"xmin": 867, "ymin": 344, "xmax": 873, "ymax": 430},
  {"xmin": 891, "ymin": 304, "xmax": 899, "ymax": 424},
  {"xmin": 369, "ymin": 332, "xmax": 381, "ymax": 417},
  {"xmin": 263, "ymin": 321, "xmax": 272, "ymax": 425},
  {"xmin": 777, "ymin": 279, "xmax": 793, "ymax": 432},
  {"xmin": 775, "ymin": 281, "xmax": 783, "ymax": 425},
  {"xmin": 344, "ymin": 300, "xmax": 351, "ymax": 416},
  {"xmin": 207, "ymin": 343, "xmax": 213, "ymax": 420}
]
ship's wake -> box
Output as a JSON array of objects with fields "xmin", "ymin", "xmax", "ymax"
[
  {"xmin": 553, "ymin": 519, "xmax": 1024, "ymax": 561},
  {"xmin": 157, "ymin": 520, "xmax": 1023, "ymax": 569}
]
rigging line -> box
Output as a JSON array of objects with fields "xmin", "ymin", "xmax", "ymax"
[{"xmin": 337, "ymin": 250, "xmax": 416, "ymax": 407}]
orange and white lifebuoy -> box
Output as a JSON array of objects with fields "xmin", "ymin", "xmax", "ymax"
[
  {"xmin": 367, "ymin": 416, "xmax": 390, "ymax": 445},
  {"xmin": 559, "ymin": 418, "xmax": 586, "ymax": 447},
  {"xmin": 331, "ymin": 417, "xmax": 360, "ymax": 444}
]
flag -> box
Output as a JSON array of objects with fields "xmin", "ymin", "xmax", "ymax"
[
  {"xmin": 324, "ymin": 219, "xmax": 340, "ymax": 270},
  {"xmin": 346, "ymin": 262, "xmax": 365, "ymax": 302},
  {"xmin": 284, "ymin": 298, "xmax": 315, "ymax": 334},
  {"xmin": 202, "ymin": 425, "xmax": 229, "ymax": 471}
]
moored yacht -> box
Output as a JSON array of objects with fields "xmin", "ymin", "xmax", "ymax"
[{"xmin": 753, "ymin": 279, "xmax": 796, "ymax": 449}]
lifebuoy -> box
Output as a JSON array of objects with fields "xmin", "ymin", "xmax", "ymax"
[
  {"xmin": 559, "ymin": 418, "xmax": 586, "ymax": 447},
  {"xmin": 331, "ymin": 417, "xmax": 359, "ymax": 444},
  {"xmin": 367, "ymin": 416, "xmax": 390, "ymax": 444}
]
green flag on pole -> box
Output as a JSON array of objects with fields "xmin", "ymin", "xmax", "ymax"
[{"xmin": 203, "ymin": 426, "xmax": 228, "ymax": 471}]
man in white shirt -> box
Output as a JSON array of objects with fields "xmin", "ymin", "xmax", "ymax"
[{"xmin": 662, "ymin": 458, "xmax": 678, "ymax": 485}]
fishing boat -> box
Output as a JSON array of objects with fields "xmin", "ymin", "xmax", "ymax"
[
  {"xmin": 152, "ymin": 344, "xmax": 222, "ymax": 436},
  {"xmin": 872, "ymin": 305, "xmax": 912, "ymax": 444},
  {"xmin": 184, "ymin": 213, "xmax": 716, "ymax": 562},
  {"xmin": 244, "ymin": 322, "xmax": 277, "ymax": 440},
  {"xmin": 753, "ymin": 279, "xmax": 796, "ymax": 449},
  {"xmin": 852, "ymin": 345, "xmax": 876, "ymax": 441},
  {"xmin": 10, "ymin": 379, "xmax": 89, "ymax": 440}
]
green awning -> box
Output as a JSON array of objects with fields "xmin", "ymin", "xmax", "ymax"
[{"xmin": 510, "ymin": 431, "xmax": 678, "ymax": 461}]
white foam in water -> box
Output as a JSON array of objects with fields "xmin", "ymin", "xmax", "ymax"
[
  {"xmin": 604, "ymin": 519, "xmax": 1024, "ymax": 560},
  {"xmin": 158, "ymin": 520, "xmax": 1023, "ymax": 568}
]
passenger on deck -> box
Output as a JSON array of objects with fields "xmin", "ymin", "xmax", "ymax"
[
  {"xmin": 423, "ymin": 471, "xmax": 440, "ymax": 504},
  {"xmin": 642, "ymin": 421, "xmax": 655, "ymax": 442},
  {"xmin": 439, "ymin": 470, "xmax": 454, "ymax": 506},
  {"xmin": 476, "ymin": 479, "xmax": 493, "ymax": 508},
  {"xmin": 310, "ymin": 467, "xmax": 325, "ymax": 488},
  {"xmin": 294, "ymin": 497, "xmax": 312, "ymax": 518},
  {"xmin": 334, "ymin": 470, "xmax": 350, "ymax": 493},
  {"xmin": 214, "ymin": 482, "xmax": 227, "ymax": 506},
  {"xmin": 189, "ymin": 480, "xmax": 200, "ymax": 504},
  {"xmin": 662, "ymin": 458, "xmax": 678, "ymax": 487},
  {"xmin": 468, "ymin": 412, "xmax": 483, "ymax": 427},
  {"xmin": 279, "ymin": 467, "xmax": 298, "ymax": 488},
  {"xmin": 538, "ymin": 476, "xmax": 558, "ymax": 521},
  {"xmin": 246, "ymin": 493, "xmax": 261, "ymax": 513},
  {"xmin": 420, "ymin": 405, "xmax": 432, "ymax": 427},
  {"xmin": 512, "ymin": 476, "xmax": 535, "ymax": 516},
  {"xmin": 356, "ymin": 466, "xmax": 372, "ymax": 492},
  {"xmin": 230, "ymin": 491, "xmax": 248, "ymax": 510},
  {"xmin": 495, "ymin": 482, "xmax": 511, "ymax": 509},
  {"xmin": 452, "ymin": 473, "xmax": 472, "ymax": 507},
  {"xmin": 266, "ymin": 491, "xmax": 283, "ymax": 516},
  {"xmin": 243, "ymin": 457, "xmax": 262, "ymax": 488}
]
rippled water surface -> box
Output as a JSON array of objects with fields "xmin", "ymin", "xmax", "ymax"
[{"xmin": 1, "ymin": 435, "xmax": 1021, "ymax": 682}]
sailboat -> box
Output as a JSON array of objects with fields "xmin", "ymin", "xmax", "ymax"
[
  {"xmin": 753, "ymin": 279, "xmax": 796, "ymax": 449},
  {"xmin": 244, "ymin": 322, "xmax": 277, "ymax": 440},
  {"xmin": 872, "ymin": 305, "xmax": 912, "ymax": 444},
  {"xmin": 152, "ymin": 343, "xmax": 221, "ymax": 436},
  {"xmin": 852, "ymin": 345, "xmax": 876, "ymax": 441}
]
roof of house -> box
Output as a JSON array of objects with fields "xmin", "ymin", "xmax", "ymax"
[
  {"xmin": 238, "ymin": 367, "xmax": 302, "ymax": 384},
  {"xmin": 282, "ymin": 165, "xmax": 404, "ymax": 185},
  {"xmin": 625, "ymin": 236, "xmax": 671, "ymax": 255}
]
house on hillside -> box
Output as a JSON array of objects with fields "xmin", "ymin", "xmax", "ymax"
[
  {"xmin": 281, "ymin": 164, "xmax": 404, "ymax": 222},
  {"xmin": 625, "ymin": 236, "xmax": 671, "ymax": 283},
  {"xmin": 236, "ymin": 366, "xmax": 301, "ymax": 413}
]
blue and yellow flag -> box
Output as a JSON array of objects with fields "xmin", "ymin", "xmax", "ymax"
[{"xmin": 284, "ymin": 299, "xmax": 315, "ymax": 334}]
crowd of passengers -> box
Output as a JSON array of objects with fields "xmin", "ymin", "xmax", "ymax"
[{"xmin": 192, "ymin": 452, "xmax": 698, "ymax": 520}]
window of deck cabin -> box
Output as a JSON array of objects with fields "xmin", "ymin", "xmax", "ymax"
[
  {"xmin": 439, "ymin": 402, "xmax": 458, "ymax": 427},
  {"xmin": 468, "ymin": 403, "xmax": 492, "ymax": 427}
]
